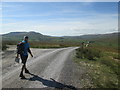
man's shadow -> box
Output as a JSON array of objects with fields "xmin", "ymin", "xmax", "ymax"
[{"xmin": 24, "ymin": 73, "xmax": 77, "ymax": 90}]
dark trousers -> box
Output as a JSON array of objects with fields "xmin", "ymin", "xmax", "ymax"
[
  {"xmin": 20, "ymin": 54, "xmax": 28, "ymax": 64},
  {"xmin": 20, "ymin": 54, "xmax": 28, "ymax": 75}
]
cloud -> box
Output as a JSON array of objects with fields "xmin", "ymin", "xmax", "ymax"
[
  {"xmin": 1, "ymin": 2, "xmax": 118, "ymax": 36},
  {"xmin": 2, "ymin": 14, "xmax": 118, "ymax": 36},
  {"xmin": 2, "ymin": 2, "xmax": 118, "ymax": 20},
  {"xmin": 2, "ymin": 13, "xmax": 52, "ymax": 18},
  {"xmin": 2, "ymin": 2, "xmax": 25, "ymax": 13},
  {"xmin": 2, "ymin": 4, "xmax": 23, "ymax": 8},
  {"xmin": 2, "ymin": 7, "xmax": 118, "ymax": 19}
]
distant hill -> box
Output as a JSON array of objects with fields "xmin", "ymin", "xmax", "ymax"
[
  {"xmin": 63, "ymin": 32, "xmax": 119, "ymax": 40},
  {"xmin": 2, "ymin": 31, "xmax": 119, "ymax": 43},
  {"xmin": 2, "ymin": 31, "xmax": 55, "ymax": 41}
]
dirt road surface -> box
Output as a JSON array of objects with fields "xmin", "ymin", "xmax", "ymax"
[{"xmin": 2, "ymin": 46, "xmax": 87, "ymax": 89}]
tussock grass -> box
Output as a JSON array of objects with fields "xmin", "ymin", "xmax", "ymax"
[
  {"xmin": 75, "ymin": 46, "xmax": 119, "ymax": 88},
  {"xmin": 76, "ymin": 47, "xmax": 102, "ymax": 60},
  {"xmin": 29, "ymin": 41, "xmax": 75, "ymax": 48},
  {"xmin": 1, "ymin": 40, "xmax": 78, "ymax": 49},
  {"xmin": 1, "ymin": 44, "xmax": 9, "ymax": 51}
]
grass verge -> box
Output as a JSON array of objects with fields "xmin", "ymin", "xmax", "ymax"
[{"xmin": 74, "ymin": 47, "xmax": 119, "ymax": 88}]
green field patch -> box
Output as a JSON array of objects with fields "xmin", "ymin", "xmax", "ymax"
[{"xmin": 74, "ymin": 46, "xmax": 119, "ymax": 88}]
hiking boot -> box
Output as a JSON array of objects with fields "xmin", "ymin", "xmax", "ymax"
[
  {"xmin": 25, "ymin": 69, "xmax": 30, "ymax": 74},
  {"xmin": 21, "ymin": 75, "xmax": 26, "ymax": 79},
  {"xmin": 19, "ymin": 73, "xmax": 23, "ymax": 77},
  {"xmin": 19, "ymin": 73, "xmax": 26, "ymax": 79}
]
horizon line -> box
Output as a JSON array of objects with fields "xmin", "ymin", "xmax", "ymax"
[{"xmin": 0, "ymin": 31, "xmax": 119, "ymax": 37}]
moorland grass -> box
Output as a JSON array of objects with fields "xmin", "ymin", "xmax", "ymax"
[{"xmin": 75, "ymin": 44, "xmax": 119, "ymax": 88}]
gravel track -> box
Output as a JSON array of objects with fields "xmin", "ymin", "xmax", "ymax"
[{"xmin": 2, "ymin": 47, "xmax": 85, "ymax": 89}]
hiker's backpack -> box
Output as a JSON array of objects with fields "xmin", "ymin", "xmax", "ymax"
[{"xmin": 17, "ymin": 42, "xmax": 24, "ymax": 54}]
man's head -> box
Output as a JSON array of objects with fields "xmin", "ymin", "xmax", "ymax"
[{"xmin": 24, "ymin": 36, "xmax": 29, "ymax": 42}]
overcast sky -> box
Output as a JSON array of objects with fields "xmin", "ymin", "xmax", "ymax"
[{"xmin": 1, "ymin": 1, "xmax": 118, "ymax": 36}]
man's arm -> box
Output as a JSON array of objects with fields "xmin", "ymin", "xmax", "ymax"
[
  {"xmin": 28, "ymin": 48, "xmax": 33, "ymax": 57},
  {"xmin": 16, "ymin": 45, "xmax": 20, "ymax": 58}
]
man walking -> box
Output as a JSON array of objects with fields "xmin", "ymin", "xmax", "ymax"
[{"xmin": 16, "ymin": 36, "xmax": 33, "ymax": 79}]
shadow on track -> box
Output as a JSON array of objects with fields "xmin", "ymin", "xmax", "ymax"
[{"xmin": 24, "ymin": 73, "xmax": 77, "ymax": 90}]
